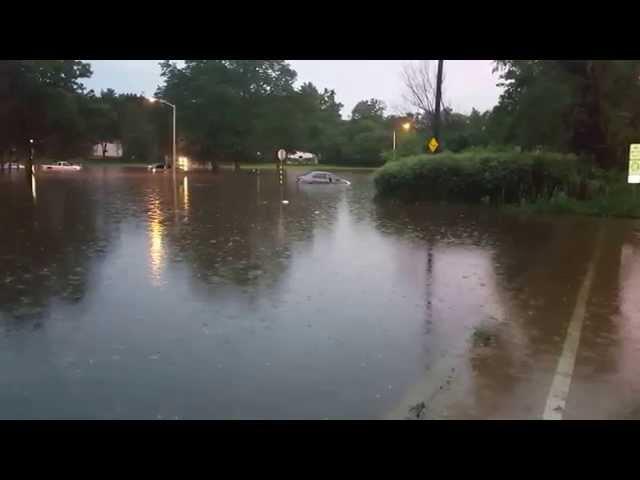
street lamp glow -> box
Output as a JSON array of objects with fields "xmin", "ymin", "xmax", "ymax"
[{"xmin": 146, "ymin": 96, "xmax": 177, "ymax": 180}]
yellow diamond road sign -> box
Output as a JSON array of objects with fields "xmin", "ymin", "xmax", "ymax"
[
  {"xmin": 428, "ymin": 137, "xmax": 439, "ymax": 153},
  {"xmin": 629, "ymin": 144, "xmax": 640, "ymax": 184}
]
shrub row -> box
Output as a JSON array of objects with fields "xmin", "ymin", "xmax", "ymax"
[{"xmin": 374, "ymin": 151, "xmax": 601, "ymax": 204}]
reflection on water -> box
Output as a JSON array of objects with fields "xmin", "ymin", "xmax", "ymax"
[
  {"xmin": 147, "ymin": 196, "xmax": 166, "ymax": 286},
  {"xmin": 182, "ymin": 176, "xmax": 189, "ymax": 213},
  {"xmin": 31, "ymin": 175, "xmax": 37, "ymax": 203},
  {"xmin": 1, "ymin": 167, "xmax": 640, "ymax": 419}
]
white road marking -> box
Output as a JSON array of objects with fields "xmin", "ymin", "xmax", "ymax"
[{"xmin": 542, "ymin": 229, "xmax": 604, "ymax": 420}]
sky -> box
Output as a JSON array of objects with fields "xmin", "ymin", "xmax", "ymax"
[{"xmin": 82, "ymin": 60, "xmax": 503, "ymax": 117}]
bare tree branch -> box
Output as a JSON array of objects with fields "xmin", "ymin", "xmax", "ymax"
[{"xmin": 400, "ymin": 60, "xmax": 448, "ymax": 123}]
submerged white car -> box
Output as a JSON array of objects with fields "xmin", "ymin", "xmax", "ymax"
[
  {"xmin": 41, "ymin": 161, "xmax": 82, "ymax": 171},
  {"xmin": 296, "ymin": 171, "xmax": 351, "ymax": 185}
]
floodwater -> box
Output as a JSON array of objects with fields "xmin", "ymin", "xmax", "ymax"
[{"xmin": 1, "ymin": 166, "xmax": 640, "ymax": 419}]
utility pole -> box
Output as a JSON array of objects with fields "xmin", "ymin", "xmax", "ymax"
[
  {"xmin": 26, "ymin": 139, "xmax": 34, "ymax": 179},
  {"xmin": 432, "ymin": 60, "xmax": 444, "ymax": 153}
]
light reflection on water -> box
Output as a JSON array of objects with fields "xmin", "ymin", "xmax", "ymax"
[
  {"xmin": 147, "ymin": 196, "xmax": 166, "ymax": 286},
  {"xmin": 31, "ymin": 174, "xmax": 37, "ymax": 203},
  {"xmin": 182, "ymin": 176, "xmax": 189, "ymax": 213},
  {"xmin": 1, "ymin": 167, "xmax": 639, "ymax": 419}
]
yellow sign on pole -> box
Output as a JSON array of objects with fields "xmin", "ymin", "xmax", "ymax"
[
  {"xmin": 427, "ymin": 137, "xmax": 439, "ymax": 153},
  {"xmin": 629, "ymin": 144, "xmax": 640, "ymax": 184}
]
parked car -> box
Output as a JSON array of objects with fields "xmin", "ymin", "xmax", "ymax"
[
  {"xmin": 148, "ymin": 163, "xmax": 171, "ymax": 172},
  {"xmin": 296, "ymin": 171, "xmax": 351, "ymax": 185},
  {"xmin": 41, "ymin": 161, "xmax": 82, "ymax": 171}
]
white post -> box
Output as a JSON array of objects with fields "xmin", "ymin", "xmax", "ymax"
[
  {"xmin": 172, "ymin": 105, "xmax": 177, "ymax": 183},
  {"xmin": 393, "ymin": 130, "xmax": 396, "ymax": 162}
]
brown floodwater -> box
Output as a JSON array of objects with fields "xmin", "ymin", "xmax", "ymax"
[{"xmin": 1, "ymin": 166, "xmax": 639, "ymax": 419}]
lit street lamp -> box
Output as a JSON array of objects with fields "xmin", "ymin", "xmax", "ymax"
[
  {"xmin": 393, "ymin": 121, "xmax": 412, "ymax": 162},
  {"xmin": 147, "ymin": 97, "xmax": 176, "ymax": 182}
]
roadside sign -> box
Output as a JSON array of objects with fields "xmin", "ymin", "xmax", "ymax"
[
  {"xmin": 427, "ymin": 137, "xmax": 439, "ymax": 153},
  {"xmin": 629, "ymin": 144, "xmax": 640, "ymax": 184},
  {"xmin": 277, "ymin": 149, "xmax": 287, "ymax": 162}
]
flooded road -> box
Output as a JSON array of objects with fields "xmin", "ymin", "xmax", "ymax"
[{"xmin": 1, "ymin": 166, "xmax": 639, "ymax": 419}]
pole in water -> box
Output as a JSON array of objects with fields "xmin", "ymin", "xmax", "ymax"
[
  {"xmin": 433, "ymin": 60, "xmax": 444, "ymax": 153},
  {"xmin": 26, "ymin": 139, "xmax": 34, "ymax": 178}
]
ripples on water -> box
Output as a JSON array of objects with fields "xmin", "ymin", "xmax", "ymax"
[{"xmin": 0, "ymin": 166, "xmax": 639, "ymax": 419}]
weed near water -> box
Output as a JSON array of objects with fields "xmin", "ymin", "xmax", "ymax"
[
  {"xmin": 374, "ymin": 150, "xmax": 640, "ymax": 218},
  {"xmin": 374, "ymin": 150, "xmax": 586, "ymax": 204},
  {"xmin": 511, "ymin": 185, "xmax": 640, "ymax": 218}
]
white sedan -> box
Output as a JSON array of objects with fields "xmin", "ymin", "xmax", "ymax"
[
  {"xmin": 296, "ymin": 171, "xmax": 350, "ymax": 185},
  {"xmin": 41, "ymin": 161, "xmax": 82, "ymax": 171}
]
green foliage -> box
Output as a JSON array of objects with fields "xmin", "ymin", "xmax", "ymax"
[
  {"xmin": 491, "ymin": 60, "xmax": 640, "ymax": 169},
  {"xmin": 517, "ymin": 182, "xmax": 640, "ymax": 218},
  {"xmin": 374, "ymin": 150, "xmax": 589, "ymax": 204},
  {"xmin": 0, "ymin": 60, "xmax": 93, "ymax": 159},
  {"xmin": 156, "ymin": 61, "xmax": 392, "ymax": 166},
  {"xmin": 351, "ymin": 98, "xmax": 386, "ymax": 120},
  {"xmin": 156, "ymin": 60, "xmax": 301, "ymax": 162},
  {"xmin": 117, "ymin": 95, "xmax": 160, "ymax": 162},
  {"xmin": 440, "ymin": 108, "xmax": 491, "ymax": 152}
]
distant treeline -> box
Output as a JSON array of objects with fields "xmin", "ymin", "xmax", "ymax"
[{"xmin": 2, "ymin": 60, "xmax": 639, "ymax": 167}]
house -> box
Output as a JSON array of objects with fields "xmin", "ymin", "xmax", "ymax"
[
  {"xmin": 286, "ymin": 151, "xmax": 318, "ymax": 165},
  {"xmin": 92, "ymin": 142, "xmax": 123, "ymax": 159}
]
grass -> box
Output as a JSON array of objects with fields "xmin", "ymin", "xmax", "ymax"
[
  {"xmin": 508, "ymin": 186, "xmax": 640, "ymax": 219},
  {"xmin": 471, "ymin": 325, "xmax": 496, "ymax": 348},
  {"xmin": 374, "ymin": 150, "xmax": 585, "ymax": 203},
  {"xmin": 374, "ymin": 149, "xmax": 640, "ymax": 219},
  {"xmin": 76, "ymin": 159, "xmax": 149, "ymax": 168},
  {"xmin": 38, "ymin": 158, "xmax": 150, "ymax": 167},
  {"xmin": 219, "ymin": 163, "xmax": 376, "ymax": 171}
]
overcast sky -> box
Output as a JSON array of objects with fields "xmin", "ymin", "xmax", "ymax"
[{"xmin": 83, "ymin": 60, "xmax": 503, "ymax": 117}]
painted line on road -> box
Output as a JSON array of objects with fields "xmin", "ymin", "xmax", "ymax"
[{"xmin": 542, "ymin": 228, "xmax": 604, "ymax": 420}]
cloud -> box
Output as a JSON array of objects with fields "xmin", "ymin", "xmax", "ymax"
[
  {"xmin": 83, "ymin": 60, "xmax": 503, "ymax": 115},
  {"xmin": 83, "ymin": 60, "xmax": 164, "ymax": 96}
]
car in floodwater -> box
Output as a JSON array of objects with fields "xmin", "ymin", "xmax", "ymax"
[
  {"xmin": 296, "ymin": 171, "xmax": 351, "ymax": 185},
  {"xmin": 41, "ymin": 161, "xmax": 82, "ymax": 171},
  {"xmin": 148, "ymin": 163, "xmax": 172, "ymax": 173},
  {"xmin": 6, "ymin": 162, "xmax": 25, "ymax": 169}
]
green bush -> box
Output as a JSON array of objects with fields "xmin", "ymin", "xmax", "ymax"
[
  {"xmin": 374, "ymin": 150, "xmax": 591, "ymax": 204},
  {"xmin": 519, "ymin": 184, "xmax": 640, "ymax": 218}
]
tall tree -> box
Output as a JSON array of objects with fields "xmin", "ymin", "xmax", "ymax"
[
  {"xmin": 351, "ymin": 98, "xmax": 386, "ymax": 120},
  {"xmin": 0, "ymin": 60, "xmax": 93, "ymax": 161},
  {"xmin": 492, "ymin": 60, "xmax": 640, "ymax": 168}
]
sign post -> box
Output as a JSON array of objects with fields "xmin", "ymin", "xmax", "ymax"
[
  {"xmin": 629, "ymin": 144, "xmax": 640, "ymax": 200},
  {"xmin": 427, "ymin": 137, "xmax": 439, "ymax": 154},
  {"xmin": 629, "ymin": 145, "xmax": 640, "ymax": 183},
  {"xmin": 277, "ymin": 149, "xmax": 287, "ymax": 186}
]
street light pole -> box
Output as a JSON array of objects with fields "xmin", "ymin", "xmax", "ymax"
[
  {"xmin": 172, "ymin": 104, "xmax": 176, "ymax": 183},
  {"xmin": 393, "ymin": 130, "xmax": 396, "ymax": 162},
  {"xmin": 147, "ymin": 97, "xmax": 176, "ymax": 182},
  {"xmin": 393, "ymin": 122, "xmax": 411, "ymax": 162}
]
